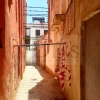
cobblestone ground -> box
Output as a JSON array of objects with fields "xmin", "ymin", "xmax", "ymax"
[{"xmin": 15, "ymin": 64, "xmax": 66, "ymax": 100}]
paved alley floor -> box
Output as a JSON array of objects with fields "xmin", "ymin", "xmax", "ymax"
[{"xmin": 15, "ymin": 64, "xmax": 66, "ymax": 100}]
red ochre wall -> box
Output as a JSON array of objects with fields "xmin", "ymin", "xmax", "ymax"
[
  {"xmin": 0, "ymin": 0, "xmax": 26, "ymax": 100},
  {"xmin": 0, "ymin": 1, "xmax": 5, "ymax": 100}
]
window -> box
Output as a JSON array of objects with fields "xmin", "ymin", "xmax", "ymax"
[
  {"xmin": 36, "ymin": 30, "xmax": 40, "ymax": 36},
  {"xmin": 44, "ymin": 30, "xmax": 48, "ymax": 34},
  {"xmin": 0, "ymin": 28, "xmax": 3, "ymax": 48}
]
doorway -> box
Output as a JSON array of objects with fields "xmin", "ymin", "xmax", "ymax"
[{"xmin": 81, "ymin": 12, "xmax": 100, "ymax": 100}]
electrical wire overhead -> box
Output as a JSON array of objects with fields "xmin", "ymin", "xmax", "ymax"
[
  {"xmin": 24, "ymin": 14, "xmax": 48, "ymax": 16},
  {"xmin": 24, "ymin": 10, "xmax": 48, "ymax": 12},
  {"xmin": 24, "ymin": 6, "xmax": 48, "ymax": 9}
]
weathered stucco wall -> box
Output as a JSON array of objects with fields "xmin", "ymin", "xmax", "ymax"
[
  {"xmin": 81, "ymin": 0, "xmax": 100, "ymax": 21},
  {"xmin": 36, "ymin": 33, "xmax": 48, "ymax": 69},
  {"xmin": 0, "ymin": 0, "xmax": 26, "ymax": 100},
  {"xmin": 47, "ymin": 0, "xmax": 81, "ymax": 99},
  {"xmin": 46, "ymin": 0, "xmax": 100, "ymax": 100},
  {"xmin": 46, "ymin": 31, "xmax": 56, "ymax": 75},
  {"xmin": 0, "ymin": 1, "xmax": 5, "ymax": 99},
  {"xmin": 83, "ymin": 12, "xmax": 100, "ymax": 100},
  {"xmin": 63, "ymin": 0, "xmax": 100, "ymax": 99},
  {"xmin": 36, "ymin": 44, "xmax": 47, "ymax": 69}
]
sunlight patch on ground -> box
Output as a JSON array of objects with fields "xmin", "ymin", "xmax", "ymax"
[{"xmin": 15, "ymin": 65, "xmax": 43, "ymax": 100}]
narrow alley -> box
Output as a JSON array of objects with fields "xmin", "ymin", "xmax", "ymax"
[
  {"xmin": 0, "ymin": 0, "xmax": 100, "ymax": 100},
  {"xmin": 15, "ymin": 64, "xmax": 66, "ymax": 100}
]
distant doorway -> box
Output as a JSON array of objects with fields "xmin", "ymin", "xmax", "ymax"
[
  {"xmin": 26, "ymin": 47, "xmax": 36, "ymax": 65},
  {"xmin": 81, "ymin": 12, "xmax": 100, "ymax": 100}
]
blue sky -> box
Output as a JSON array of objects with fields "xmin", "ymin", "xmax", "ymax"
[{"xmin": 26, "ymin": 0, "xmax": 48, "ymax": 23}]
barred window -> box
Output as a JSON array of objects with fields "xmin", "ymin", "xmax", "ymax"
[
  {"xmin": 44, "ymin": 30, "xmax": 48, "ymax": 34},
  {"xmin": 36, "ymin": 30, "xmax": 40, "ymax": 36}
]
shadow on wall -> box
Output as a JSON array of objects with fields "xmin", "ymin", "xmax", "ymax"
[
  {"xmin": 36, "ymin": 38, "xmax": 53, "ymax": 68},
  {"xmin": 28, "ymin": 64, "xmax": 66, "ymax": 100},
  {"xmin": 8, "ymin": 0, "xmax": 13, "ymax": 11},
  {"xmin": 36, "ymin": 45, "xmax": 48, "ymax": 68}
]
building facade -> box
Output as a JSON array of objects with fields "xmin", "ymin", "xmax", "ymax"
[
  {"xmin": 37, "ymin": 0, "xmax": 100, "ymax": 100},
  {"xmin": 0, "ymin": 0, "xmax": 26, "ymax": 100},
  {"xmin": 25, "ymin": 22, "xmax": 48, "ymax": 64}
]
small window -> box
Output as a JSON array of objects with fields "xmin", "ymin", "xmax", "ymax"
[
  {"xmin": 44, "ymin": 30, "xmax": 48, "ymax": 34},
  {"xmin": 0, "ymin": 28, "xmax": 3, "ymax": 48},
  {"xmin": 36, "ymin": 30, "xmax": 40, "ymax": 36}
]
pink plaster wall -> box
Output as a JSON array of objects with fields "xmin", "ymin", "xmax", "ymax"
[
  {"xmin": 0, "ymin": 0, "xmax": 26, "ymax": 100},
  {"xmin": 47, "ymin": 0, "xmax": 100, "ymax": 100}
]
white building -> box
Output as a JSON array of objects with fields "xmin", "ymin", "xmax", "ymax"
[{"xmin": 25, "ymin": 22, "xmax": 48, "ymax": 64}]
